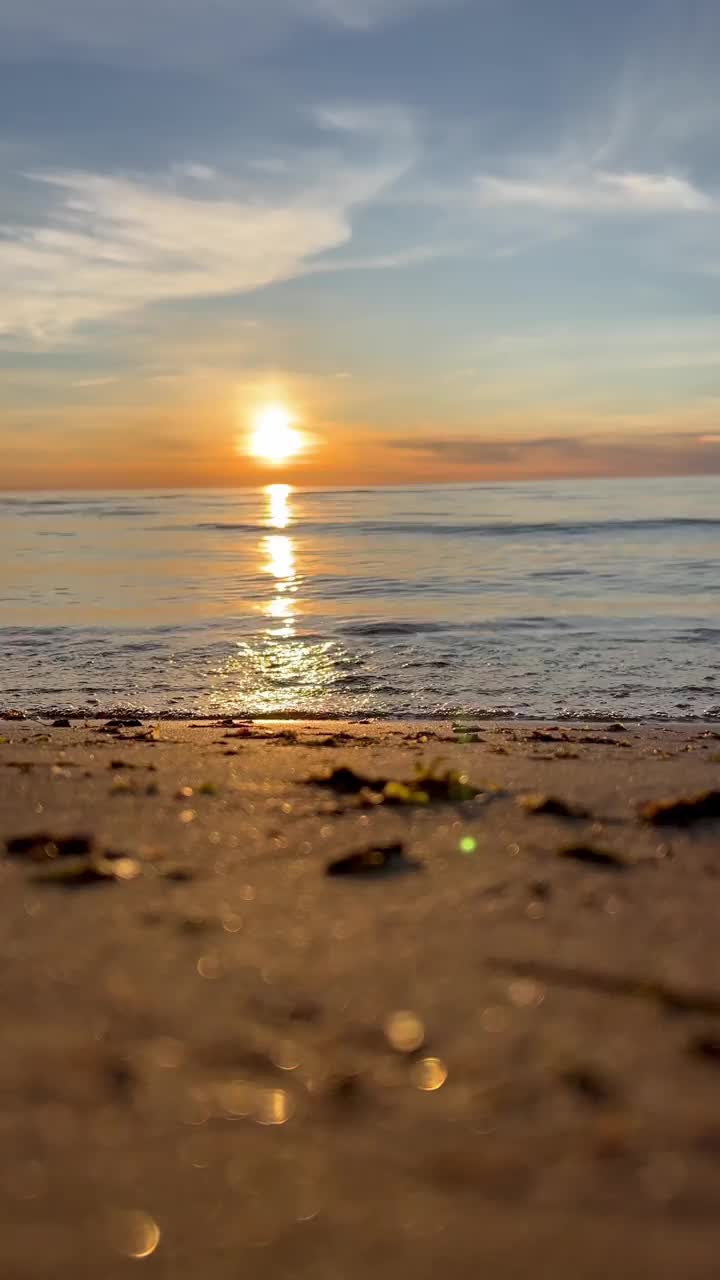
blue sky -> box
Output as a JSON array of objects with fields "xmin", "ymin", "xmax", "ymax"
[{"xmin": 2, "ymin": 0, "xmax": 720, "ymax": 485}]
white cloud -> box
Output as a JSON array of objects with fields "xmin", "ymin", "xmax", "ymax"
[
  {"xmin": 0, "ymin": 108, "xmax": 420, "ymax": 342},
  {"xmin": 0, "ymin": 174, "xmax": 347, "ymax": 340},
  {"xmin": 172, "ymin": 164, "xmax": 217, "ymax": 182},
  {"xmin": 475, "ymin": 169, "xmax": 715, "ymax": 214}
]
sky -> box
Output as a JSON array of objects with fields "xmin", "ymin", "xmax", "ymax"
[{"xmin": 2, "ymin": 0, "xmax": 720, "ymax": 487}]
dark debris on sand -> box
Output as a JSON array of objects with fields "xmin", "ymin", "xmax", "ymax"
[
  {"xmin": 561, "ymin": 1065, "xmax": 618, "ymax": 1105},
  {"xmin": 308, "ymin": 763, "xmax": 494, "ymax": 807},
  {"xmin": 518, "ymin": 793, "xmax": 591, "ymax": 819},
  {"xmin": 6, "ymin": 832, "xmax": 94, "ymax": 860},
  {"xmin": 558, "ymin": 844, "xmax": 629, "ymax": 871},
  {"xmin": 488, "ymin": 957, "xmax": 720, "ymax": 1017},
  {"xmin": 5, "ymin": 831, "xmax": 144, "ymax": 887},
  {"xmin": 325, "ymin": 842, "xmax": 420, "ymax": 878},
  {"xmin": 639, "ymin": 789, "xmax": 720, "ymax": 827}
]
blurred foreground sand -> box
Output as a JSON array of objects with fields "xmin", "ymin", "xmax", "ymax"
[{"xmin": 1, "ymin": 717, "xmax": 720, "ymax": 1278}]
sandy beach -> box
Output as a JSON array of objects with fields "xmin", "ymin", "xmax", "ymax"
[{"xmin": 1, "ymin": 715, "xmax": 720, "ymax": 1278}]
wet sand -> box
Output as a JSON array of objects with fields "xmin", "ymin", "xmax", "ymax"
[{"xmin": 1, "ymin": 716, "xmax": 720, "ymax": 1278}]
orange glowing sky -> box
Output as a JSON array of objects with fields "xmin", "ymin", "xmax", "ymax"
[
  {"xmin": 4, "ymin": 370, "xmax": 720, "ymax": 490},
  {"xmin": 2, "ymin": 0, "xmax": 720, "ymax": 487}
]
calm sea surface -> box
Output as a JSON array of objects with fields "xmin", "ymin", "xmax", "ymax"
[{"xmin": 1, "ymin": 478, "xmax": 719, "ymax": 720}]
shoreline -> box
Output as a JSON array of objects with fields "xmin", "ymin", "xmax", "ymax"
[
  {"xmin": 3, "ymin": 707, "xmax": 720, "ymax": 725},
  {"xmin": 2, "ymin": 717, "xmax": 720, "ymax": 1277}
]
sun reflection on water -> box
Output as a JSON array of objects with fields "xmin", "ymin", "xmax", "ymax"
[
  {"xmin": 262, "ymin": 487, "xmax": 297, "ymax": 637},
  {"xmin": 264, "ymin": 535, "xmax": 295, "ymax": 585},
  {"xmin": 267, "ymin": 483, "xmax": 291, "ymax": 530},
  {"xmin": 210, "ymin": 484, "xmax": 339, "ymax": 712}
]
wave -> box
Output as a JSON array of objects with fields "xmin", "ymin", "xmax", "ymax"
[
  {"xmin": 186, "ymin": 516, "xmax": 720, "ymax": 538},
  {"xmin": 337, "ymin": 617, "xmax": 572, "ymax": 636},
  {"xmin": 5, "ymin": 703, "xmax": 719, "ymax": 723}
]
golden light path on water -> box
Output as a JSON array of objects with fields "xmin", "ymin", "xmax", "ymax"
[
  {"xmin": 211, "ymin": 484, "xmax": 338, "ymax": 712},
  {"xmin": 263, "ymin": 484, "xmax": 296, "ymax": 638},
  {"xmin": 267, "ymin": 482, "xmax": 291, "ymax": 530}
]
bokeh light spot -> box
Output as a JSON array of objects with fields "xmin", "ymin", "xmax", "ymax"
[
  {"xmin": 413, "ymin": 1057, "xmax": 448, "ymax": 1091},
  {"xmin": 384, "ymin": 1010, "xmax": 425, "ymax": 1054}
]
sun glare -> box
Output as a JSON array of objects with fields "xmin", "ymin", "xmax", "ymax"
[{"xmin": 250, "ymin": 405, "xmax": 302, "ymax": 465}]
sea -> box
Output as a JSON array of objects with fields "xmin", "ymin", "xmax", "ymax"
[{"xmin": 1, "ymin": 477, "xmax": 719, "ymax": 722}]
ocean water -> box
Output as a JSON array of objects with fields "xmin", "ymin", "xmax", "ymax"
[{"xmin": 1, "ymin": 478, "xmax": 719, "ymax": 721}]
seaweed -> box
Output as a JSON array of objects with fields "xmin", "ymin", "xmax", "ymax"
[
  {"xmin": 308, "ymin": 761, "xmax": 493, "ymax": 807},
  {"xmin": 101, "ymin": 718, "xmax": 143, "ymax": 732},
  {"xmin": 308, "ymin": 732, "xmax": 363, "ymax": 747},
  {"xmin": 326, "ymin": 842, "xmax": 420, "ymax": 877},
  {"xmin": 311, "ymin": 765, "xmax": 374, "ymax": 794},
  {"xmin": 518, "ymin": 793, "xmax": 591, "ymax": 819},
  {"xmin": 6, "ymin": 832, "xmax": 93, "ymax": 860},
  {"xmin": 5, "ymin": 832, "xmax": 145, "ymax": 885},
  {"xmin": 577, "ymin": 735, "xmax": 631, "ymax": 748},
  {"xmin": 109, "ymin": 760, "xmax": 157, "ymax": 771},
  {"xmin": 32, "ymin": 853, "xmax": 141, "ymax": 886},
  {"xmin": 452, "ymin": 723, "xmax": 484, "ymax": 743},
  {"xmin": 639, "ymin": 789, "xmax": 720, "ymax": 827},
  {"xmin": 558, "ymin": 843, "xmax": 628, "ymax": 871}
]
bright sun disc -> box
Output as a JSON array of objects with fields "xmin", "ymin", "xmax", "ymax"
[{"xmin": 250, "ymin": 406, "xmax": 302, "ymax": 464}]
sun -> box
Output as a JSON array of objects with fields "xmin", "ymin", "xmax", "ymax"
[{"xmin": 250, "ymin": 405, "xmax": 302, "ymax": 465}]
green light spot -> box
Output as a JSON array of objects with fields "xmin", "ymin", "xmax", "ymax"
[{"xmin": 459, "ymin": 836, "xmax": 477, "ymax": 855}]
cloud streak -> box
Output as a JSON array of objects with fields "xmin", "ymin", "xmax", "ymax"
[
  {"xmin": 475, "ymin": 169, "xmax": 715, "ymax": 215},
  {"xmin": 0, "ymin": 107, "xmax": 421, "ymax": 342},
  {"xmin": 388, "ymin": 432, "xmax": 720, "ymax": 478},
  {"xmin": 0, "ymin": 172, "xmax": 348, "ymax": 340}
]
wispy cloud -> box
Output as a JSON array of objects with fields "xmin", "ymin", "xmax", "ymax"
[
  {"xmin": 388, "ymin": 432, "xmax": 720, "ymax": 477},
  {"xmin": 0, "ymin": 171, "xmax": 347, "ymax": 340},
  {"xmin": 475, "ymin": 169, "xmax": 715, "ymax": 215},
  {"xmin": 389, "ymin": 435, "xmax": 586, "ymax": 464},
  {"xmin": 0, "ymin": 107, "xmax": 421, "ymax": 342},
  {"xmin": 71, "ymin": 376, "xmax": 118, "ymax": 388}
]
